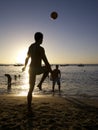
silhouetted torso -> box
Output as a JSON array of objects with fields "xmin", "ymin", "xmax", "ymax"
[
  {"xmin": 52, "ymin": 69, "xmax": 60, "ymax": 79},
  {"xmin": 28, "ymin": 43, "xmax": 45, "ymax": 68}
]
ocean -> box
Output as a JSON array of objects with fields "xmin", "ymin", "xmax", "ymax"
[{"xmin": 0, "ymin": 64, "xmax": 98, "ymax": 99}]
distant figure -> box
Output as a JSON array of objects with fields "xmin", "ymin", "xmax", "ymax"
[
  {"xmin": 14, "ymin": 75, "xmax": 17, "ymax": 81},
  {"xmin": 18, "ymin": 74, "xmax": 21, "ymax": 79},
  {"xmin": 51, "ymin": 65, "xmax": 61, "ymax": 94},
  {"xmin": 5, "ymin": 74, "xmax": 12, "ymax": 90},
  {"xmin": 22, "ymin": 32, "xmax": 52, "ymax": 110}
]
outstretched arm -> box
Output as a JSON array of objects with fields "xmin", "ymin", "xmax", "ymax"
[{"xmin": 22, "ymin": 54, "xmax": 30, "ymax": 71}]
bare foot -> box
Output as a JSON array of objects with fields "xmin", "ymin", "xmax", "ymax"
[{"xmin": 37, "ymin": 84, "xmax": 42, "ymax": 91}]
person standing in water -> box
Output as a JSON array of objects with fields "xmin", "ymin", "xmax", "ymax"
[
  {"xmin": 51, "ymin": 65, "xmax": 61, "ymax": 94},
  {"xmin": 5, "ymin": 74, "xmax": 12, "ymax": 90}
]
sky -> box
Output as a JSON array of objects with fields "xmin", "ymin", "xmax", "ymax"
[{"xmin": 0, "ymin": 0, "xmax": 98, "ymax": 64}]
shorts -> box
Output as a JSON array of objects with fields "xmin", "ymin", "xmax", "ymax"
[
  {"xmin": 53, "ymin": 78, "xmax": 60, "ymax": 85},
  {"xmin": 29, "ymin": 66, "xmax": 48, "ymax": 75}
]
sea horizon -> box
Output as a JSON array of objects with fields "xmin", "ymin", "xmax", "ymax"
[{"xmin": 0, "ymin": 63, "xmax": 98, "ymax": 66}]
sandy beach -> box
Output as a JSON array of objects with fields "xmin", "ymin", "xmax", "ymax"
[{"xmin": 0, "ymin": 94, "xmax": 98, "ymax": 130}]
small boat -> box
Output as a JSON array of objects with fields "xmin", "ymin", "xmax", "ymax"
[
  {"xmin": 60, "ymin": 64, "xmax": 69, "ymax": 67},
  {"xmin": 14, "ymin": 64, "xmax": 23, "ymax": 66},
  {"xmin": 78, "ymin": 64, "xmax": 84, "ymax": 67}
]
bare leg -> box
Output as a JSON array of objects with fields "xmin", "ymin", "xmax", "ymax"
[
  {"xmin": 57, "ymin": 80, "xmax": 61, "ymax": 95},
  {"xmin": 52, "ymin": 81, "xmax": 55, "ymax": 92},
  {"xmin": 27, "ymin": 87, "xmax": 34, "ymax": 110},
  {"xmin": 58, "ymin": 82, "xmax": 61, "ymax": 95},
  {"xmin": 58, "ymin": 85, "xmax": 61, "ymax": 94},
  {"xmin": 27, "ymin": 73, "xmax": 36, "ymax": 110},
  {"xmin": 37, "ymin": 71, "xmax": 49, "ymax": 90}
]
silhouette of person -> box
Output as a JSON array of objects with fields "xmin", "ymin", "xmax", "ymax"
[
  {"xmin": 22, "ymin": 32, "xmax": 52, "ymax": 110},
  {"xmin": 18, "ymin": 74, "xmax": 21, "ymax": 79},
  {"xmin": 14, "ymin": 75, "xmax": 17, "ymax": 81},
  {"xmin": 5, "ymin": 74, "xmax": 12, "ymax": 90},
  {"xmin": 51, "ymin": 65, "xmax": 61, "ymax": 94}
]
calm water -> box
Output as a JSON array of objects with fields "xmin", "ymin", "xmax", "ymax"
[{"xmin": 0, "ymin": 65, "xmax": 98, "ymax": 98}]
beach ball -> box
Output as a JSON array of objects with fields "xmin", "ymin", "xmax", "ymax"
[{"xmin": 50, "ymin": 11, "xmax": 58, "ymax": 20}]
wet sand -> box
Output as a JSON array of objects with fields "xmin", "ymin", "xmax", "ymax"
[{"xmin": 0, "ymin": 94, "xmax": 98, "ymax": 130}]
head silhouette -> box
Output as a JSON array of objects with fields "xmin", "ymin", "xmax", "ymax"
[
  {"xmin": 56, "ymin": 65, "xmax": 59, "ymax": 69},
  {"xmin": 34, "ymin": 32, "xmax": 43, "ymax": 44}
]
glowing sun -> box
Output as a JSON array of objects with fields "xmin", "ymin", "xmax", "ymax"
[{"xmin": 16, "ymin": 50, "xmax": 27, "ymax": 64}]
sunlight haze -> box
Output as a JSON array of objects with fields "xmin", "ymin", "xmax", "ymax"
[{"xmin": 0, "ymin": 0, "xmax": 98, "ymax": 64}]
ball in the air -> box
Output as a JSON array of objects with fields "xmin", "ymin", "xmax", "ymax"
[{"xmin": 50, "ymin": 11, "xmax": 58, "ymax": 20}]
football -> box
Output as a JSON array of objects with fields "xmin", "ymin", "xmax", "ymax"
[{"xmin": 50, "ymin": 11, "xmax": 58, "ymax": 20}]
